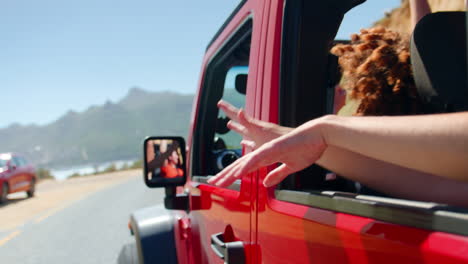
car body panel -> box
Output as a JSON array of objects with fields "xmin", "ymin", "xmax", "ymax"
[{"xmin": 256, "ymin": 189, "xmax": 468, "ymax": 263}]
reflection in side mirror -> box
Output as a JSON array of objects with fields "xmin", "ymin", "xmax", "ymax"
[{"xmin": 144, "ymin": 136, "xmax": 186, "ymax": 188}]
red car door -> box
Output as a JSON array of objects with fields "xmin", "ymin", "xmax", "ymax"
[{"xmin": 185, "ymin": 1, "xmax": 267, "ymax": 263}]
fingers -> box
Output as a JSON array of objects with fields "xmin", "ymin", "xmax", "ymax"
[
  {"xmin": 208, "ymin": 150, "xmax": 255, "ymax": 187},
  {"xmin": 213, "ymin": 163, "xmax": 244, "ymax": 187},
  {"xmin": 263, "ymin": 164, "xmax": 296, "ymax": 187},
  {"xmin": 218, "ymin": 100, "xmax": 241, "ymax": 122},
  {"xmin": 237, "ymin": 108, "xmax": 252, "ymax": 124},
  {"xmin": 207, "ymin": 155, "xmax": 247, "ymax": 187},
  {"xmin": 219, "ymin": 101, "xmax": 253, "ymax": 140},
  {"xmin": 208, "ymin": 143, "xmax": 280, "ymax": 188},
  {"xmin": 214, "ymin": 100, "xmax": 306, "ymax": 188},
  {"xmin": 218, "ymin": 100, "xmax": 254, "ymax": 129},
  {"xmin": 241, "ymin": 140, "xmax": 256, "ymax": 150},
  {"xmin": 227, "ymin": 120, "xmax": 248, "ymax": 137}
]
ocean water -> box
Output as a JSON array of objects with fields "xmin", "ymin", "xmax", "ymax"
[{"xmin": 50, "ymin": 160, "xmax": 137, "ymax": 180}]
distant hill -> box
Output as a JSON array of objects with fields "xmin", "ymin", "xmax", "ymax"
[
  {"xmin": 0, "ymin": 88, "xmax": 194, "ymax": 168},
  {"xmin": 374, "ymin": 0, "xmax": 465, "ymax": 34}
]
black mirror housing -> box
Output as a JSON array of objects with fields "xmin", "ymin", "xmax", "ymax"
[
  {"xmin": 143, "ymin": 136, "xmax": 187, "ymax": 188},
  {"xmin": 234, "ymin": 74, "xmax": 247, "ymax": 95}
]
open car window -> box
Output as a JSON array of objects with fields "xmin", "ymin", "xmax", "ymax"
[
  {"xmin": 191, "ymin": 19, "xmax": 252, "ymax": 177},
  {"xmin": 214, "ymin": 66, "xmax": 247, "ymax": 151}
]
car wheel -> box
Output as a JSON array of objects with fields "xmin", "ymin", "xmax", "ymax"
[
  {"xmin": 27, "ymin": 178, "xmax": 36, "ymax": 198},
  {"xmin": 117, "ymin": 243, "xmax": 139, "ymax": 264},
  {"xmin": 0, "ymin": 183, "xmax": 8, "ymax": 204}
]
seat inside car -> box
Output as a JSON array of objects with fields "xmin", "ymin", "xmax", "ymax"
[{"xmin": 411, "ymin": 11, "xmax": 468, "ymax": 113}]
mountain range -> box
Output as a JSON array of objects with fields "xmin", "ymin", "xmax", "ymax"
[{"xmin": 0, "ymin": 88, "xmax": 194, "ymax": 168}]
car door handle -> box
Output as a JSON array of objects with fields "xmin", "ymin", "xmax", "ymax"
[{"xmin": 210, "ymin": 232, "xmax": 246, "ymax": 264}]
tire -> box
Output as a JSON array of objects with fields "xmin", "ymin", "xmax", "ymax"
[
  {"xmin": 0, "ymin": 183, "xmax": 8, "ymax": 204},
  {"xmin": 27, "ymin": 178, "xmax": 36, "ymax": 198},
  {"xmin": 117, "ymin": 243, "xmax": 139, "ymax": 264}
]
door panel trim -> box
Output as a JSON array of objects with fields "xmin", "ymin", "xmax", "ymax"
[{"xmin": 275, "ymin": 189, "xmax": 468, "ymax": 236}]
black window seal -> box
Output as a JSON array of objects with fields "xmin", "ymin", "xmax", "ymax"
[
  {"xmin": 206, "ymin": 0, "xmax": 248, "ymax": 51},
  {"xmin": 275, "ymin": 189, "xmax": 468, "ymax": 236},
  {"xmin": 277, "ymin": 0, "xmax": 347, "ymax": 191}
]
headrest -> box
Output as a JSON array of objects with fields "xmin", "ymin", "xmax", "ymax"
[{"xmin": 411, "ymin": 12, "xmax": 468, "ymax": 112}]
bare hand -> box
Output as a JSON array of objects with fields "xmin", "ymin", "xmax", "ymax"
[
  {"xmin": 207, "ymin": 118, "xmax": 327, "ymax": 187},
  {"xmin": 217, "ymin": 100, "xmax": 292, "ymax": 150}
]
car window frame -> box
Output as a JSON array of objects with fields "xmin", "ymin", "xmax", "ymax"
[{"xmin": 191, "ymin": 18, "xmax": 253, "ymax": 179}]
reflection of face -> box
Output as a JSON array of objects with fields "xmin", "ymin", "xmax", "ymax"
[{"xmin": 167, "ymin": 150, "xmax": 179, "ymax": 165}]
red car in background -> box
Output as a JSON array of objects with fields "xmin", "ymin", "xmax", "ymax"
[{"xmin": 0, "ymin": 153, "xmax": 37, "ymax": 203}]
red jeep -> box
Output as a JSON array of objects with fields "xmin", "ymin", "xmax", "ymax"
[{"xmin": 119, "ymin": 0, "xmax": 468, "ymax": 263}]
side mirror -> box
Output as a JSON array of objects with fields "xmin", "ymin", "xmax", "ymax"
[{"xmin": 143, "ymin": 136, "xmax": 187, "ymax": 188}]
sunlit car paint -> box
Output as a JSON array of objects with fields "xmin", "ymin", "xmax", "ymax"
[{"xmin": 0, "ymin": 153, "xmax": 37, "ymax": 201}]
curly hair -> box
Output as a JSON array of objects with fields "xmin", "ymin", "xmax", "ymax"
[{"xmin": 331, "ymin": 27, "xmax": 423, "ymax": 116}]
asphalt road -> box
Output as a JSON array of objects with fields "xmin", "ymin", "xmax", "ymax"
[{"xmin": 0, "ymin": 176, "xmax": 164, "ymax": 264}]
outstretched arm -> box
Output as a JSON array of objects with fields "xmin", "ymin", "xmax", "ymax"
[
  {"xmin": 210, "ymin": 101, "xmax": 468, "ymax": 204},
  {"xmin": 317, "ymin": 146, "xmax": 468, "ymax": 207},
  {"xmin": 410, "ymin": 0, "xmax": 432, "ymax": 31},
  {"xmin": 322, "ymin": 113, "xmax": 468, "ymax": 182},
  {"xmin": 216, "ymin": 112, "xmax": 468, "ymax": 184}
]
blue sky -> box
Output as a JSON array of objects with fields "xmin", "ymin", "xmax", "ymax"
[{"xmin": 0, "ymin": 0, "xmax": 400, "ymax": 128}]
